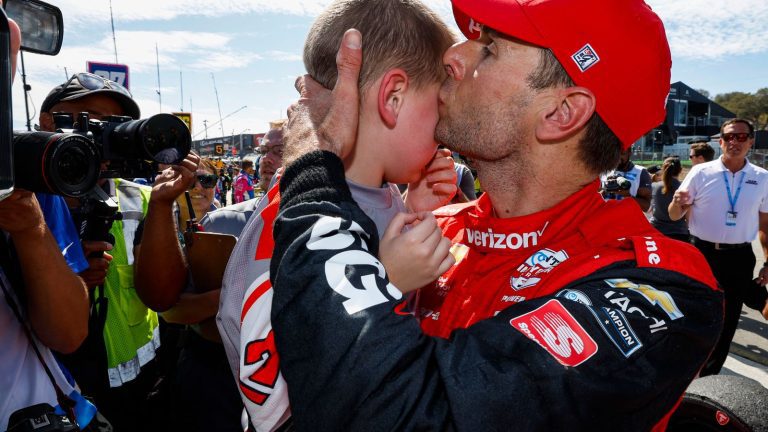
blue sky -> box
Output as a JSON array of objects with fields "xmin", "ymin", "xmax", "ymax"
[{"xmin": 11, "ymin": 0, "xmax": 768, "ymax": 139}]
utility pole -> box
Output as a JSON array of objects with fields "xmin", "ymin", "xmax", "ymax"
[
  {"xmin": 155, "ymin": 43, "xmax": 162, "ymax": 112},
  {"xmin": 109, "ymin": 0, "xmax": 119, "ymax": 63},
  {"xmin": 179, "ymin": 69, "xmax": 184, "ymax": 111},
  {"xmin": 211, "ymin": 73, "xmax": 225, "ymax": 138}
]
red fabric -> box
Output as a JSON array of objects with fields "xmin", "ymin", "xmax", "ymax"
[{"xmin": 418, "ymin": 180, "xmax": 718, "ymax": 338}]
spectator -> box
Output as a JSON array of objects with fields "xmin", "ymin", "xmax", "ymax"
[
  {"xmin": 669, "ymin": 118, "xmax": 768, "ymax": 376},
  {"xmin": 690, "ymin": 140, "xmax": 716, "ymax": 166},
  {"xmin": 0, "ymin": 20, "xmax": 93, "ymax": 430},
  {"xmin": 233, "ymin": 160, "xmax": 255, "ymax": 204},
  {"xmin": 271, "ymin": 0, "xmax": 723, "ymax": 429},
  {"xmin": 601, "ymin": 146, "xmax": 653, "ymax": 211},
  {"xmin": 216, "ymin": 168, "xmax": 232, "ymax": 207},
  {"xmin": 650, "ymin": 157, "xmax": 688, "ymax": 241},
  {"xmin": 174, "ymin": 159, "xmax": 220, "ymax": 222},
  {"xmin": 256, "ymin": 127, "xmax": 284, "ymax": 195}
]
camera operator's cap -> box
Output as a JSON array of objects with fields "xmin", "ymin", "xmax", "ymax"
[
  {"xmin": 41, "ymin": 73, "xmax": 141, "ymax": 119},
  {"xmin": 451, "ymin": 0, "xmax": 671, "ymax": 149}
]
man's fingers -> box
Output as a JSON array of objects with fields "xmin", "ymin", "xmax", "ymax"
[
  {"xmin": 82, "ymin": 241, "xmax": 113, "ymax": 255},
  {"xmin": 320, "ymin": 29, "xmax": 363, "ymax": 157},
  {"xmin": 403, "ymin": 212, "xmax": 437, "ymax": 241}
]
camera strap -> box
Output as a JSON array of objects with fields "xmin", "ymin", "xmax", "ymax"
[{"xmin": 0, "ymin": 234, "xmax": 79, "ymax": 429}]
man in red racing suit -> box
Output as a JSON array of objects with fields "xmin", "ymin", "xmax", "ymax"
[{"xmin": 268, "ymin": 0, "xmax": 724, "ymax": 430}]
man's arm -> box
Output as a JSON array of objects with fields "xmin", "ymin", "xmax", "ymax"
[
  {"xmin": 668, "ymin": 189, "xmax": 692, "ymax": 221},
  {"xmin": 270, "ymin": 151, "xmax": 724, "ymax": 431},
  {"xmin": 134, "ymin": 153, "xmax": 199, "ymax": 311},
  {"xmin": 634, "ymin": 186, "xmax": 652, "ymax": 212},
  {"xmin": 632, "ymin": 169, "xmax": 652, "ymax": 211},
  {"xmin": 0, "ymin": 191, "xmax": 88, "ymax": 353}
]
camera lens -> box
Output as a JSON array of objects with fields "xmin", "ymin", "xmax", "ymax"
[
  {"xmin": 107, "ymin": 113, "xmax": 191, "ymax": 164},
  {"xmin": 13, "ymin": 132, "xmax": 100, "ymax": 197},
  {"xmin": 56, "ymin": 146, "xmax": 90, "ymax": 186}
]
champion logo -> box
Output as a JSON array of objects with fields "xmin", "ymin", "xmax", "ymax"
[
  {"xmin": 572, "ymin": 43, "xmax": 600, "ymax": 72},
  {"xmin": 510, "ymin": 300, "xmax": 598, "ymax": 367},
  {"xmin": 465, "ymin": 222, "xmax": 549, "ymax": 251}
]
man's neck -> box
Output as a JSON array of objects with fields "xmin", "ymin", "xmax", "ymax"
[
  {"xmin": 721, "ymin": 155, "xmax": 747, "ymax": 173},
  {"xmin": 476, "ymin": 151, "xmax": 595, "ymax": 218}
]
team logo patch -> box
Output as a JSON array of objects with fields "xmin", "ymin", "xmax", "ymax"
[
  {"xmin": 510, "ymin": 300, "xmax": 598, "ymax": 367},
  {"xmin": 716, "ymin": 411, "xmax": 730, "ymax": 426},
  {"xmin": 571, "ymin": 43, "xmax": 600, "ymax": 72},
  {"xmin": 589, "ymin": 307, "xmax": 643, "ymax": 358},
  {"xmin": 510, "ymin": 248, "xmax": 569, "ymax": 291}
]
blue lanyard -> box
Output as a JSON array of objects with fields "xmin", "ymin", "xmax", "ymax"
[{"xmin": 722, "ymin": 171, "xmax": 746, "ymax": 213}]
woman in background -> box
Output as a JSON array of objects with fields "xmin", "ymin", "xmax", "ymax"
[{"xmin": 650, "ymin": 156, "xmax": 689, "ymax": 241}]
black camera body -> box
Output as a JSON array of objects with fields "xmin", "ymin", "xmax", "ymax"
[
  {"xmin": 6, "ymin": 404, "xmax": 78, "ymax": 432},
  {"xmin": 602, "ymin": 173, "xmax": 632, "ymax": 200},
  {"xmin": 12, "ymin": 112, "xmax": 191, "ymax": 198}
]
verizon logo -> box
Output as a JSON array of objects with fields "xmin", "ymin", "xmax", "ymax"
[{"xmin": 465, "ymin": 222, "xmax": 549, "ymax": 250}]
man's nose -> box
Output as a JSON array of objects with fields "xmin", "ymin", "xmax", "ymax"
[{"xmin": 442, "ymin": 41, "xmax": 472, "ymax": 82}]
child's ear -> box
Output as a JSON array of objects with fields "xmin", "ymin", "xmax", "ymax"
[{"xmin": 378, "ymin": 69, "xmax": 409, "ymax": 128}]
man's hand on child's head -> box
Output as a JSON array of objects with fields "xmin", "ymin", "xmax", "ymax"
[
  {"xmin": 283, "ymin": 29, "xmax": 363, "ymax": 166},
  {"xmin": 379, "ymin": 211, "xmax": 455, "ymax": 294},
  {"xmin": 405, "ymin": 149, "xmax": 458, "ymax": 213}
]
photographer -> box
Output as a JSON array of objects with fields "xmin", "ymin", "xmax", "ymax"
[
  {"xmin": 601, "ymin": 146, "xmax": 653, "ymax": 211},
  {"xmin": 0, "ymin": 18, "xmax": 90, "ymax": 430},
  {"xmin": 36, "ymin": 76, "xmax": 196, "ymax": 430}
]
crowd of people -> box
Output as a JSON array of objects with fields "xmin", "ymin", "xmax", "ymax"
[{"xmin": 3, "ymin": 0, "xmax": 768, "ymax": 430}]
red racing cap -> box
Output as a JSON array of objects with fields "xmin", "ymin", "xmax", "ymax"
[{"xmin": 451, "ymin": 0, "xmax": 672, "ymax": 148}]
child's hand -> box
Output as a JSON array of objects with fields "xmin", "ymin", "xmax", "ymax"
[
  {"xmin": 405, "ymin": 149, "xmax": 458, "ymax": 212},
  {"xmin": 379, "ymin": 212, "xmax": 455, "ymax": 294}
]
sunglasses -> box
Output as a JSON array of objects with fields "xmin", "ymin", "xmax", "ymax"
[
  {"xmin": 196, "ymin": 174, "xmax": 219, "ymax": 189},
  {"xmin": 689, "ymin": 154, "xmax": 698, "ymax": 159},
  {"xmin": 54, "ymin": 72, "xmax": 132, "ymax": 101},
  {"xmin": 722, "ymin": 132, "xmax": 753, "ymax": 143}
]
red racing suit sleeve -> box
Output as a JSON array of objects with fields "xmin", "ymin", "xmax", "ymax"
[{"xmin": 270, "ymin": 151, "xmax": 724, "ymax": 431}]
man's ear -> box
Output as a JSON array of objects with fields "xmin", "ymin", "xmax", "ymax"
[
  {"xmin": 39, "ymin": 112, "xmax": 54, "ymax": 132},
  {"xmin": 377, "ymin": 69, "xmax": 408, "ymax": 129},
  {"xmin": 535, "ymin": 87, "xmax": 596, "ymax": 142}
]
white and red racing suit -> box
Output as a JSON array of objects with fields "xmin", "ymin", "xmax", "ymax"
[{"xmin": 266, "ymin": 151, "xmax": 723, "ymax": 431}]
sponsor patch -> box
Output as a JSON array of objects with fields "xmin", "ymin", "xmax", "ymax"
[
  {"xmin": 556, "ymin": 289, "xmax": 592, "ymax": 306},
  {"xmin": 589, "ymin": 307, "xmax": 642, "ymax": 358},
  {"xmin": 465, "ymin": 222, "xmax": 549, "ymax": 251},
  {"xmin": 510, "ymin": 248, "xmax": 568, "ymax": 290},
  {"xmin": 746, "ymin": 180, "xmax": 758, "ymax": 185},
  {"xmin": 572, "ymin": 43, "xmax": 600, "ymax": 72},
  {"xmin": 510, "ymin": 300, "xmax": 598, "ymax": 367},
  {"xmin": 605, "ymin": 279, "xmax": 683, "ymax": 321}
]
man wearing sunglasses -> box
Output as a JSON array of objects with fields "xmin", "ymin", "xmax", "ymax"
[{"xmin": 670, "ymin": 118, "xmax": 768, "ymax": 376}]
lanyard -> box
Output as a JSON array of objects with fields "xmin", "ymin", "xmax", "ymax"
[{"xmin": 722, "ymin": 171, "xmax": 746, "ymax": 213}]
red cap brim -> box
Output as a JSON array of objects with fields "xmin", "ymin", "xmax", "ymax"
[{"xmin": 452, "ymin": 0, "xmax": 545, "ymax": 47}]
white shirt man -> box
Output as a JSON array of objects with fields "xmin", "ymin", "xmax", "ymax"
[{"xmin": 669, "ymin": 118, "xmax": 768, "ymax": 376}]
